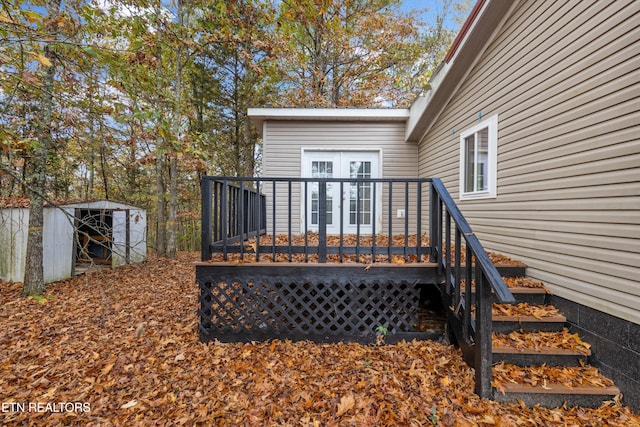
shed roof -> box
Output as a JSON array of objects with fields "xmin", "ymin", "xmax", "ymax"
[{"xmin": 0, "ymin": 198, "xmax": 144, "ymax": 210}]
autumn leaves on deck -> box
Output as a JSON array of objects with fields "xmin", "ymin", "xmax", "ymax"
[{"xmin": 209, "ymin": 233, "xmax": 520, "ymax": 265}]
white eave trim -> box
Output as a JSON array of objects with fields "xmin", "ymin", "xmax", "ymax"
[
  {"xmin": 405, "ymin": 0, "xmax": 516, "ymax": 143},
  {"xmin": 248, "ymin": 108, "xmax": 410, "ymax": 136}
]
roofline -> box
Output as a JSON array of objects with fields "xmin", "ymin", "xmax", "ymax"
[
  {"xmin": 248, "ymin": 108, "xmax": 410, "ymax": 136},
  {"xmin": 0, "ymin": 198, "xmax": 143, "ymax": 209},
  {"xmin": 406, "ymin": 0, "xmax": 518, "ymax": 142},
  {"xmin": 444, "ymin": 0, "xmax": 487, "ymax": 64}
]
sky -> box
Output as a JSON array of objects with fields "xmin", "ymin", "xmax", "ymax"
[{"xmin": 401, "ymin": 0, "xmax": 470, "ymax": 31}]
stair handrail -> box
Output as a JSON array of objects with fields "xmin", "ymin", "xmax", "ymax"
[{"xmin": 430, "ymin": 178, "xmax": 515, "ymax": 398}]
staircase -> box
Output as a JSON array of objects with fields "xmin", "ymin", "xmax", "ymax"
[{"xmin": 453, "ymin": 263, "xmax": 621, "ymax": 407}]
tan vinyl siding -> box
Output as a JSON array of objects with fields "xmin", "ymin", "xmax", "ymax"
[
  {"xmin": 263, "ymin": 121, "xmax": 418, "ymax": 234},
  {"xmin": 418, "ymin": 0, "xmax": 640, "ymax": 324}
]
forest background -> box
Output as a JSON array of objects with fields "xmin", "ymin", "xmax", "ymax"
[{"xmin": 0, "ymin": 0, "xmax": 470, "ymax": 293}]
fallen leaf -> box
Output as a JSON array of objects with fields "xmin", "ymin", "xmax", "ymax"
[
  {"xmin": 101, "ymin": 363, "xmax": 114, "ymax": 377},
  {"xmin": 336, "ymin": 394, "xmax": 355, "ymax": 417},
  {"xmin": 480, "ymin": 415, "xmax": 496, "ymax": 424}
]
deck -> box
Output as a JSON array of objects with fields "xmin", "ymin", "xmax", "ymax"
[{"xmin": 197, "ymin": 176, "xmax": 516, "ymax": 398}]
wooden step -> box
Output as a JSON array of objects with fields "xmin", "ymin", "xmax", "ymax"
[
  {"xmin": 492, "ymin": 313, "xmax": 567, "ymax": 333},
  {"xmin": 493, "ymin": 346, "xmax": 588, "ymax": 367},
  {"xmin": 494, "ymin": 383, "xmax": 621, "ymax": 408},
  {"xmin": 468, "ymin": 277, "xmax": 550, "ymax": 304},
  {"xmin": 506, "ymin": 286, "xmax": 549, "ymax": 305},
  {"xmin": 493, "ymin": 363, "xmax": 620, "ymax": 408},
  {"xmin": 470, "ymin": 286, "xmax": 549, "ymax": 305},
  {"xmin": 494, "ymin": 264, "xmax": 527, "ymax": 278},
  {"xmin": 492, "ymin": 329, "xmax": 591, "ymax": 366},
  {"xmin": 491, "ymin": 303, "xmax": 566, "ymax": 333}
]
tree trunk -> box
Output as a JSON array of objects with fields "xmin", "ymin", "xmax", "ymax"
[
  {"xmin": 154, "ymin": 0, "xmax": 166, "ymax": 257},
  {"xmin": 23, "ymin": 0, "xmax": 61, "ymax": 295},
  {"xmin": 167, "ymin": 155, "xmax": 177, "ymax": 257},
  {"xmin": 167, "ymin": 0, "xmax": 183, "ymax": 259}
]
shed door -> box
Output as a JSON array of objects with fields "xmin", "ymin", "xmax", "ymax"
[
  {"xmin": 302, "ymin": 151, "xmax": 380, "ymax": 234},
  {"xmin": 112, "ymin": 210, "xmax": 127, "ymax": 266}
]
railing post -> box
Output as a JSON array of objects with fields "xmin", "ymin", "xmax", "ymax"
[
  {"xmin": 255, "ymin": 180, "xmax": 261, "ymax": 261},
  {"xmin": 318, "ymin": 180, "xmax": 327, "ymax": 263},
  {"xmin": 416, "ymin": 181, "xmax": 421, "ymax": 262},
  {"xmin": 474, "ymin": 270, "xmax": 494, "ymax": 398},
  {"xmin": 238, "ymin": 181, "xmax": 245, "ymax": 259},
  {"xmin": 429, "ymin": 182, "xmax": 437, "ymax": 263},
  {"xmin": 200, "ymin": 177, "xmax": 212, "ymax": 261},
  {"xmin": 221, "ymin": 179, "xmax": 228, "ymax": 260}
]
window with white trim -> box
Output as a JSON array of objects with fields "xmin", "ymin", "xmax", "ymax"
[{"xmin": 459, "ymin": 115, "xmax": 498, "ymax": 200}]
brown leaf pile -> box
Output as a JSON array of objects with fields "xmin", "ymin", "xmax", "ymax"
[
  {"xmin": 492, "ymin": 303, "xmax": 562, "ymax": 319},
  {"xmin": 209, "ymin": 233, "xmax": 521, "ymax": 266},
  {"xmin": 463, "ymin": 277, "xmax": 548, "ymax": 290},
  {"xmin": 493, "ymin": 329, "xmax": 592, "ymax": 355},
  {"xmin": 493, "ymin": 362, "xmax": 616, "ymax": 391},
  {"xmin": 1, "ymin": 253, "xmax": 639, "ymax": 426},
  {"xmin": 502, "ymin": 277, "xmax": 548, "ymax": 289}
]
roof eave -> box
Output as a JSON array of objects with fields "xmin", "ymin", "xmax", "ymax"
[
  {"xmin": 248, "ymin": 108, "xmax": 410, "ymax": 136},
  {"xmin": 405, "ymin": 0, "xmax": 517, "ymax": 143}
]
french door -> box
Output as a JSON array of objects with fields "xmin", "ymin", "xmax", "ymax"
[{"xmin": 303, "ymin": 151, "xmax": 380, "ymax": 234}]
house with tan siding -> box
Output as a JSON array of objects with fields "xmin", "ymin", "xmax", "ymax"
[
  {"xmin": 248, "ymin": 109, "xmax": 419, "ymax": 235},
  {"xmin": 247, "ymin": 0, "xmax": 639, "ymax": 408}
]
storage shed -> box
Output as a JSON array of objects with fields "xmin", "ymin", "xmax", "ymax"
[{"xmin": 0, "ymin": 200, "xmax": 147, "ymax": 284}]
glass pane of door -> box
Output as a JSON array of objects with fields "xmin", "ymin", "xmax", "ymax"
[
  {"xmin": 349, "ymin": 160, "xmax": 372, "ymax": 226},
  {"xmin": 310, "ymin": 160, "xmax": 333, "ymax": 226}
]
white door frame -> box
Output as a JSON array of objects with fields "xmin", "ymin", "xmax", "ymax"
[{"xmin": 301, "ymin": 149, "xmax": 382, "ymax": 234}]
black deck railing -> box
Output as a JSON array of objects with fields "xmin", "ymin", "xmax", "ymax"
[
  {"xmin": 201, "ymin": 176, "xmax": 433, "ymax": 263},
  {"xmin": 199, "ymin": 176, "xmax": 514, "ymax": 399},
  {"xmin": 200, "ymin": 178, "xmax": 267, "ymax": 260},
  {"xmin": 430, "ymin": 178, "xmax": 516, "ymax": 397}
]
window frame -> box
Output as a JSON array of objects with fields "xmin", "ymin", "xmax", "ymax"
[{"xmin": 458, "ymin": 115, "xmax": 498, "ymax": 201}]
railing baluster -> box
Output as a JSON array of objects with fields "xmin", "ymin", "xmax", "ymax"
[
  {"xmin": 454, "ymin": 227, "xmax": 461, "ymax": 310},
  {"xmin": 255, "ymin": 180, "xmax": 261, "ymax": 262},
  {"xmin": 356, "ymin": 179, "xmax": 361, "ymax": 261},
  {"xmin": 339, "ymin": 181, "xmax": 344, "ymax": 262},
  {"xmin": 318, "ymin": 180, "xmax": 327, "ymax": 263},
  {"xmin": 288, "ymin": 180, "xmax": 292, "ymax": 262},
  {"xmin": 388, "ymin": 181, "xmax": 393, "ymax": 261},
  {"xmin": 372, "ymin": 181, "xmax": 377, "ymax": 263},
  {"xmin": 445, "ymin": 211, "xmax": 451, "ymax": 296},
  {"xmin": 239, "ymin": 180, "xmax": 245, "ymax": 260},
  {"xmin": 213, "ymin": 181, "xmax": 219, "ymax": 243},
  {"xmin": 429, "ymin": 183, "xmax": 437, "ymax": 263},
  {"xmin": 416, "ymin": 181, "xmax": 421, "ymax": 263},
  {"xmin": 272, "ymin": 180, "xmax": 276, "ymax": 261},
  {"xmin": 229, "ymin": 186, "xmax": 236, "ymax": 239},
  {"xmin": 304, "ymin": 181, "xmax": 309, "ymax": 263},
  {"xmin": 463, "ymin": 246, "xmax": 472, "ymax": 343}
]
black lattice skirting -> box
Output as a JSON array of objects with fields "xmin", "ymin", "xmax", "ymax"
[{"xmin": 197, "ymin": 264, "xmax": 441, "ymax": 344}]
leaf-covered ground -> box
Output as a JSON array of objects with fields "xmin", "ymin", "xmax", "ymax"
[{"xmin": 1, "ymin": 253, "xmax": 639, "ymax": 426}]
